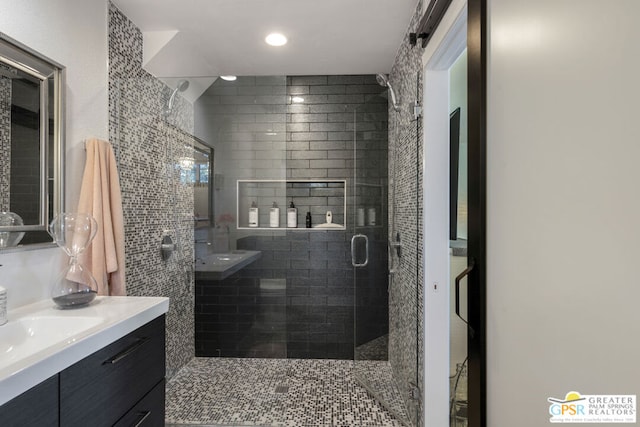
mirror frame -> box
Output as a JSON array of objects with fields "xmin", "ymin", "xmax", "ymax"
[{"xmin": 0, "ymin": 32, "xmax": 65, "ymax": 249}]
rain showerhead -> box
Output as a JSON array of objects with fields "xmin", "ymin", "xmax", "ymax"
[
  {"xmin": 165, "ymin": 79, "xmax": 190, "ymax": 116},
  {"xmin": 375, "ymin": 73, "xmax": 400, "ymax": 112}
]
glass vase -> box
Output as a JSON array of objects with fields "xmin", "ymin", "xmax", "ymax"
[{"xmin": 48, "ymin": 213, "xmax": 99, "ymax": 308}]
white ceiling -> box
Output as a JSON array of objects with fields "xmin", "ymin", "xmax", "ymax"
[{"xmin": 111, "ymin": 0, "xmax": 418, "ymax": 78}]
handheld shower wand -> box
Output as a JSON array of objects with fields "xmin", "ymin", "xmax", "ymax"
[
  {"xmin": 375, "ymin": 73, "xmax": 400, "ymax": 112},
  {"xmin": 164, "ymin": 79, "xmax": 190, "ymax": 116}
]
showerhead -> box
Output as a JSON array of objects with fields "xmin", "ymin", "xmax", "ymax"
[
  {"xmin": 165, "ymin": 79, "xmax": 190, "ymax": 116},
  {"xmin": 375, "ymin": 74, "xmax": 400, "ymax": 112},
  {"xmin": 375, "ymin": 73, "xmax": 389, "ymax": 87}
]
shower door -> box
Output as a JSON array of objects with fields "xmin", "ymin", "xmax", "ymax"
[{"xmin": 352, "ymin": 89, "xmax": 420, "ymax": 426}]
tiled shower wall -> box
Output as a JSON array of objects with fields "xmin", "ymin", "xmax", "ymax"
[
  {"xmin": 194, "ymin": 76, "xmax": 389, "ymax": 360},
  {"xmin": 0, "ymin": 75, "xmax": 11, "ymax": 211},
  {"xmin": 10, "ymin": 103, "xmax": 40, "ymax": 226},
  {"xmin": 388, "ymin": 0, "xmax": 425, "ymax": 425},
  {"xmin": 108, "ymin": 2, "xmax": 195, "ymax": 378}
]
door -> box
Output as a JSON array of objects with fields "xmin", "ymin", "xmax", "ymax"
[{"xmin": 352, "ymin": 85, "xmax": 420, "ymax": 426}]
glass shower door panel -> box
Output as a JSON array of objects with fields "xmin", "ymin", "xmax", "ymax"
[{"xmin": 352, "ymin": 93, "xmax": 418, "ymax": 426}]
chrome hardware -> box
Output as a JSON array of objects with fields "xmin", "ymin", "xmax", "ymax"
[
  {"xmin": 413, "ymin": 101, "xmax": 423, "ymax": 120},
  {"xmin": 133, "ymin": 410, "xmax": 152, "ymax": 427},
  {"xmin": 350, "ymin": 234, "xmax": 369, "ymax": 267},
  {"xmin": 389, "ymin": 231, "xmax": 402, "ymax": 258},
  {"xmin": 161, "ymin": 234, "xmax": 177, "ymax": 261},
  {"xmin": 455, "ymin": 257, "xmax": 476, "ymax": 338},
  {"xmin": 408, "ymin": 381, "xmax": 421, "ymax": 402}
]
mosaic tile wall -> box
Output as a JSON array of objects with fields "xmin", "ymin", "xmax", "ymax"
[
  {"xmin": 387, "ymin": 1, "xmax": 425, "ymax": 425},
  {"xmin": 194, "ymin": 76, "xmax": 389, "ymax": 361},
  {"xmin": 10, "ymin": 95, "xmax": 41, "ymax": 226},
  {"xmin": 108, "ymin": 2, "xmax": 195, "ymax": 378},
  {"xmin": 0, "ymin": 75, "xmax": 10, "ymax": 211}
]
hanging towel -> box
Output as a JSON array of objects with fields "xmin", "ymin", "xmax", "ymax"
[{"xmin": 77, "ymin": 138, "xmax": 126, "ymax": 296}]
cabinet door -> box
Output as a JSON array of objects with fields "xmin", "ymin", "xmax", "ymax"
[
  {"xmin": 113, "ymin": 379, "xmax": 165, "ymax": 427},
  {"xmin": 0, "ymin": 375, "xmax": 58, "ymax": 427},
  {"xmin": 60, "ymin": 316, "xmax": 165, "ymax": 427}
]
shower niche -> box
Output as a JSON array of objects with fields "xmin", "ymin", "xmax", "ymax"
[{"xmin": 236, "ymin": 180, "xmax": 346, "ymax": 230}]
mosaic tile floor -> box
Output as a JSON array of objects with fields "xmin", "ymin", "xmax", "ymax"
[{"xmin": 165, "ymin": 357, "xmax": 410, "ymax": 427}]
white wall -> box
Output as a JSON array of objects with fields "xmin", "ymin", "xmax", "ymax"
[
  {"xmin": 487, "ymin": 0, "xmax": 640, "ymax": 425},
  {"xmin": 421, "ymin": 1, "xmax": 467, "ymax": 424},
  {"xmin": 0, "ymin": 0, "xmax": 108, "ymax": 308}
]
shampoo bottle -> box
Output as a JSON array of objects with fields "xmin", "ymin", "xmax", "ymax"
[
  {"xmin": 305, "ymin": 211, "xmax": 312, "ymax": 228},
  {"xmin": 287, "ymin": 201, "xmax": 297, "ymax": 228},
  {"xmin": 249, "ymin": 201, "xmax": 259, "ymax": 227},
  {"xmin": 269, "ymin": 201, "xmax": 280, "ymax": 228}
]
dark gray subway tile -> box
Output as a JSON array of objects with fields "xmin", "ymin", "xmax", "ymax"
[
  {"xmin": 287, "ymin": 85, "xmax": 310, "ymax": 95},
  {"xmin": 310, "ymin": 85, "xmax": 346, "ymax": 95},
  {"xmin": 290, "ymin": 76, "xmax": 328, "ymax": 86},
  {"xmin": 328, "ymin": 75, "xmax": 367, "ymax": 85},
  {"xmin": 290, "ymin": 113, "xmax": 328, "ymax": 123},
  {"xmin": 290, "ymin": 132, "xmax": 328, "ymax": 141},
  {"xmin": 310, "ymin": 122, "xmax": 347, "ymax": 132},
  {"xmin": 286, "ymin": 123, "xmax": 310, "ymax": 132},
  {"xmin": 346, "ymin": 84, "xmax": 386, "ymax": 94}
]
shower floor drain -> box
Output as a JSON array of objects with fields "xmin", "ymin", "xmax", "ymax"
[{"xmin": 274, "ymin": 385, "xmax": 289, "ymax": 393}]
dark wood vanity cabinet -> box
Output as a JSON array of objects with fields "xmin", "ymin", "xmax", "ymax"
[
  {"xmin": 60, "ymin": 315, "xmax": 166, "ymax": 426},
  {"xmin": 0, "ymin": 315, "xmax": 166, "ymax": 427},
  {"xmin": 0, "ymin": 375, "xmax": 59, "ymax": 427}
]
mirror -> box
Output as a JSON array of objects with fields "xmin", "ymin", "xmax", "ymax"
[{"xmin": 0, "ymin": 32, "xmax": 64, "ymax": 249}]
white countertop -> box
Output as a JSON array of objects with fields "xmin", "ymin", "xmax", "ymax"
[{"xmin": 0, "ymin": 296, "xmax": 169, "ymax": 406}]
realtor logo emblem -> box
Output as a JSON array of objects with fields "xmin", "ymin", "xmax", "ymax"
[{"xmin": 548, "ymin": 391, "xmax": 636, "ymax": 423}]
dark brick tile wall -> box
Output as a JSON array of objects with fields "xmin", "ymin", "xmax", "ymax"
[
  {"xmin": 194, "ymin": 75, "xmax": 388, "ymax": 360},
  {"xmin": 196, "ymin": 226, "xmax": 388, "ymax": 360}
]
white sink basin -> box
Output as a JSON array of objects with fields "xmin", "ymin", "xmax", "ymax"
[
  {"xmin": 0, "ymin": 296, "xmax": 169, "ymax": 406},
  {"xmin": 0, "ymin": 316, "xmax": 103, "ymax": 366},
  {"xmin": 195, "ymin": 250, "xmax": 262, "ymax": 280},
  {"xmin": 211, "ymin": 254, "xmax": 244, "ymax": 265}
]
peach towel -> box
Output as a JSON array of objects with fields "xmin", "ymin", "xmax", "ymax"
[{"xmin": 77, "ymin": 138, "xmax": 126, "ymax": 296}]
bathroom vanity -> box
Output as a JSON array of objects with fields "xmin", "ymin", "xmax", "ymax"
[{"xmin": 0, "ymin": 296, "xmax": 169, "ymax": 426}]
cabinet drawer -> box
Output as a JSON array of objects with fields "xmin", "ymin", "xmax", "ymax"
[
  {"xmin": 0, "ymin": 375, "xmax": 58, "ymax": 427},
  {"xmin": 113, "ymin": 379, "xmax": 165, "ymax": 427},
  {"xmin": 60, "ymin": 316, "xmax": 165, "ymax": 427}
]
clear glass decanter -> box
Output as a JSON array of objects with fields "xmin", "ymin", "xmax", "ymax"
[
  {"xmin": 0, "ymin": 211, "xmax": 25, "ymax": 248},
  {"xmin": 48, "ymin": 213, "xmax": 99, "ymax": 308}
]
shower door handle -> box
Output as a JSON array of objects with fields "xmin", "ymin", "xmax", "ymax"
[
  {"xmin": 455, "ymin": 257, "xmax": 475, "ymax": 338},
  {"xmin": 350, "ymin": 234, "xmax": 369, "ymax": 267}
]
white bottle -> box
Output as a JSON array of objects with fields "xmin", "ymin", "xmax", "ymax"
[
  {"xmin": 367, "ymin": 207, "xmax": 376, "ymax": 226},
  {"xmin": 269, "ymin": 201, "xmax": 280, "ymax": 228},
  {"xmin": 287, "ymin": 201, "xmax": 297, "ymax": 228},
  {"xmin": 249, "ymin": 201, "xmax": 259, "ymax": 227},
  {"xmin": 357, "ymin": 208, "xmax": 365, "ymax": 226},
  {"xmin": 0, "ymin": 286, "xmax": 7, "ymax": 326},
  {"xmin": 326, "ymin": 210, "xmax": 332, "ymax": 224}
]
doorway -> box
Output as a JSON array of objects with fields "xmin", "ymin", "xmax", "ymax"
[{"xmin": 421, "ymin": 2, "xmax": 486, "ymax": 426}]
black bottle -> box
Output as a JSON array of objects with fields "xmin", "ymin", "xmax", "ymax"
[{"xmin": 305, "ymin": 211, "xmax": 312, "ymax": 228}]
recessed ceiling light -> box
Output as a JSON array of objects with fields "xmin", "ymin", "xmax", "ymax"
[
  {"xmin": 291, "ymin": 96, "xmax": 304, "ymax": 103},
  {"xmin": 265, "ymin": 33, "xmax": 287, "ymax": 47},
  {"xmin": 220, "ymin": 75, "xmax": 237, "ymax": 81}
]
